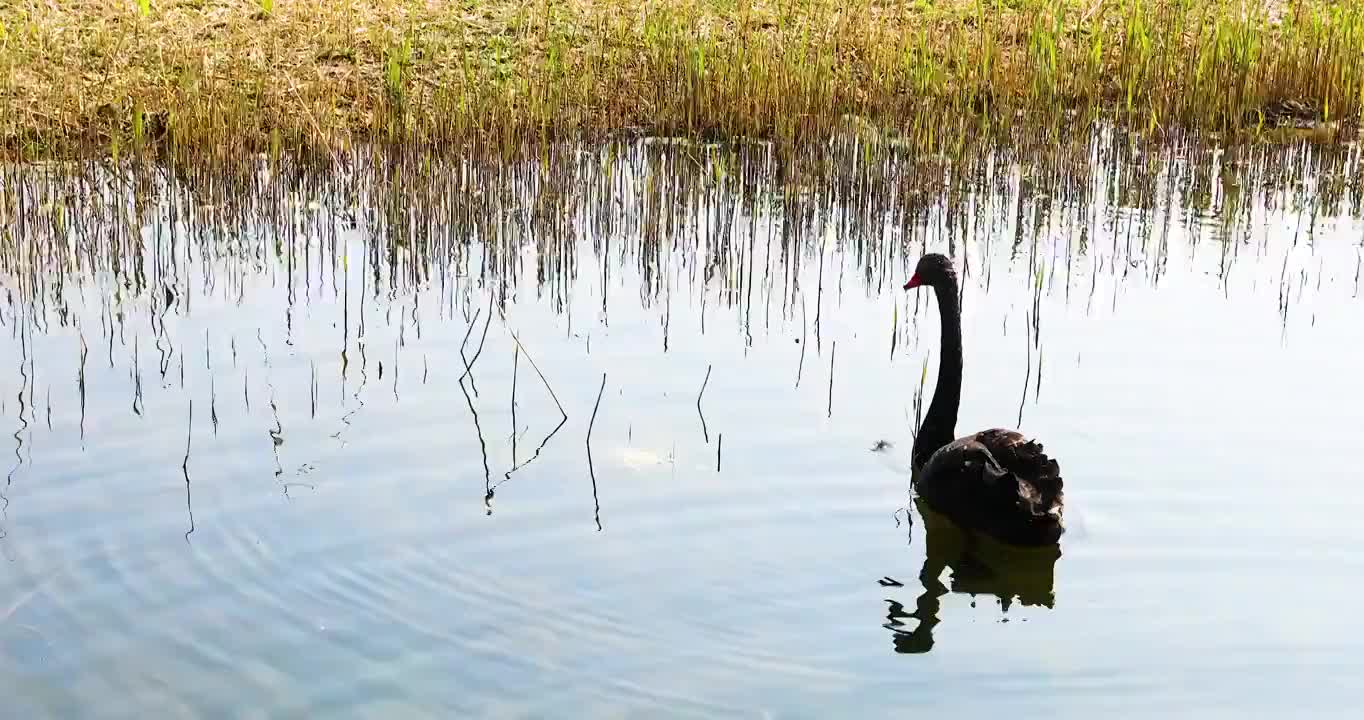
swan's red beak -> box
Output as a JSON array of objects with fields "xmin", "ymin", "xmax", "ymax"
[{"xmin": 903, "ymin": 273, "xmax": 922, "ymax": 290}]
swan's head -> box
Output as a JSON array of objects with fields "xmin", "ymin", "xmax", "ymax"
[{"xmin": 904, "ymin": 253, "xmax": 955, "ymax": 290}]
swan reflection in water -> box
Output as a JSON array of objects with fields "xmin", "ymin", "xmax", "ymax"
[{"xmin": 882, "ymin": 498, "xmax": 1061, "ymax": 654}]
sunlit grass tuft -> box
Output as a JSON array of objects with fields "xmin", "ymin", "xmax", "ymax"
[{"xmin": 2, "ymin": 1, "xmax": 1362, "ymax": 162}]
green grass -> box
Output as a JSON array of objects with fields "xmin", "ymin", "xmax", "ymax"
[{"xmin": 2, "ymin": 0, "xmax": 1363, "ymax": 162}]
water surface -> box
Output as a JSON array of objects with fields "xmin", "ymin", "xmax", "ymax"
[{"xmin": 2, "ymin": 135, "xmax": 1363, "ymax": 717}]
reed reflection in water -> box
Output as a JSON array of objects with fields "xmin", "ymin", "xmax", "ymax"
[{"xmin": 1, "ymin": 129, "xmax": 1363, "ymax": 716}]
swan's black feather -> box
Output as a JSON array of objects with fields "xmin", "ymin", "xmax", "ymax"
[{"xmin": 913, "ymin": 429, "xmax": 1065, "ymax": 546}]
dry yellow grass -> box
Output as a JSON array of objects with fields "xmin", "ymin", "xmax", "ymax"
[{"xmin": 2, "ymin": 0, "xmax": 1362, "ymax": 159}]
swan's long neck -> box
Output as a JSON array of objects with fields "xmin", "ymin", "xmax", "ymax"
[{"xmin": 914, "ymin": 276, "xmax": 963, "ymax": 468}]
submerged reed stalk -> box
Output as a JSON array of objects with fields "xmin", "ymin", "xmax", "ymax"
[
  {"xmin": 183, "ymin": 398, "xmax": 195, "ymax": 540},
  {"xmin": 587, "ymin": 372, "xmax": 606, "ymax": 531},
  {"xmin": 827, "ymin": 341, "xmax": 836, "ymax": 418},
  {"xmin": 696, "ymin": 364, "xmax": 712, "ymax": 443}
]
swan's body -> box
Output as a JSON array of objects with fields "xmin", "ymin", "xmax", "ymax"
[
  {"xmin": 914, "ymin": 428, "xmax": 1064, "ymax": 546},
  {"xmin": 905, "ymin": 254, "xmax": 1065, "ymax": 546}
]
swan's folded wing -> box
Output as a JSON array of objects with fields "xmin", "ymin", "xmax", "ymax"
[{"xmin": 975, "ymin": 428, "xmax": 1064, "ymax": 508}]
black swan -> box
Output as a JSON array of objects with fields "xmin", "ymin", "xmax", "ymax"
[{"xmin": 903, "ymin": 253, "xmax": 1064, "ymax": 546}]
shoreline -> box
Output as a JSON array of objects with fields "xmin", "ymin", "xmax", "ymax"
[{"xmin": 3, "ymin": 1, "xmax": 1362, "ymax": 160}]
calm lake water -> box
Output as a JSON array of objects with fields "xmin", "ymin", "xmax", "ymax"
[{"xmin": 2, "ymin": 134, "xmax": 1363, "ymax": 717}]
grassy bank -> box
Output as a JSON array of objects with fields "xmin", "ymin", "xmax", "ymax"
[{"xmin": 3, "ymin": 0, "xmax": 1363, "ymax": 159}]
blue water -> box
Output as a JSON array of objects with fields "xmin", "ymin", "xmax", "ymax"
[{"xmin": 2, "ymin": 141, "xmax": 1363, "ymax": 717}]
